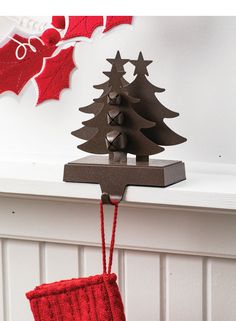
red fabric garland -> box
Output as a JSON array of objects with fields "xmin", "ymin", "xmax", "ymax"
[
  {"xmin": 63, "ymin": 16, "xmax": 104, "ymax": 40},
  {"xmin": 104, "ymin": 16, "xmax": 133, "ymax": 32},
  {"xmin": 0, "ymin": 35, "xmax": 55, "ymax": 95},
  {"xmin": 51, "ymin": 16, "xmax": 66, "ymax": 29},
  {"xmin": 0, "ymin": 16, "xmax": 133, "ymax": 105},
  {"xmin": 35, "ymin": 46, "xmax": 76, "ymax": 105}
]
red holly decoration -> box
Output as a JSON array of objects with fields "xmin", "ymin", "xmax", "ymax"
[
  {"xmin": 51, "ymin": 16, "xmax": 66, "ymax": 29},
  {"xmin": 0, "ymin": 35, "xmax": 56, "ymax": 95},
  {"xmin": 104, "ymin": 16, "xmax": 133, "ymax": 32},
  {"xmin": 35, "ymin": 47, "xmax": 76, "ymax": 105},
  {"xmin": 63, "ymin": 16, "xmax": 104, "ymax": 40},
  {"xmin": 0, "ymin": 16, "xmax": 133, "ymax": 105}
]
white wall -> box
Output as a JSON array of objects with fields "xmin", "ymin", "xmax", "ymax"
[{"xmin": 0, "ymin": 16, "xmax": 236, "ymax": 164}]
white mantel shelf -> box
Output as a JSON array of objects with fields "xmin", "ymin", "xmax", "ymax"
[{"xmin": 0, "ymin": 160, "xmax": 236, "ymax": 211}]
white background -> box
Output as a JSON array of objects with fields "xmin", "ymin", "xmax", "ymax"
[{"xmin": 0, "ymin": 16, "xmax": 236, "ymax": 165}]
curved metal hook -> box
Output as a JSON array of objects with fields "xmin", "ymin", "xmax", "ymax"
[{"xmin": 101, "ymin": 192, "xmax": 122, "ymax": 205}]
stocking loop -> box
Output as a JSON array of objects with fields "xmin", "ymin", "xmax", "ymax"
[{"xmin": 100, "ymin": 200, "xmax": 119, "ymax": 274}]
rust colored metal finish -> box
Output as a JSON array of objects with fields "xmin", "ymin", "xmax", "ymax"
[
  {"xmin": 128, "ymin": 52, "xmax": 186, "ymax": 147},
  {"xmin": 64, "ymin": 156, "xmax": 186, "ymax": 204}
]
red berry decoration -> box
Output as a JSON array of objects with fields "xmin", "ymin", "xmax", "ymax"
[
  {"xmin": 41, "ymin": 28, "xmax": 61, "ymax": 46},
  {"xmin": 51, "ymin": 16, "xmax": 66, "ymax": 29}
]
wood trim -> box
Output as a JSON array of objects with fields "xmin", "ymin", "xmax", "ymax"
[{"xmin": 0, "ymin": 196, "xmax": 236, "ymax": 259}]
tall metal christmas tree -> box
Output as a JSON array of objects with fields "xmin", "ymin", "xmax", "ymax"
[
  {"xmin": 127, "ymin": 52, "xmax": 186, "ymax": 162},
  {"xmin": 64, "ymin": 52, "xmax": 186, "ymax": 204}
]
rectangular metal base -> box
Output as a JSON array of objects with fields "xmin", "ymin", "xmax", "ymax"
[{"xmin": 64, "ymin": 156, "xmax": 186, "ymax": 202}]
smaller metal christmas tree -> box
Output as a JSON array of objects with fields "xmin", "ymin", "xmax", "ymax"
[
  {"xmin": 72, "ymin": 51, "xmax": 129, "ymax": 142},
  {"xmin": 64, "ymin": 52, "xmax": 186, "ymax": 204}
]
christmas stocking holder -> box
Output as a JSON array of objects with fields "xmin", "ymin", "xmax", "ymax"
[
  {"xmin": 64, "ymin": 51, "xmax": 186, "ymax": 204},
  {"xmin": 64, "ymin": 156, "xmax": 185, "ymax": 204}
]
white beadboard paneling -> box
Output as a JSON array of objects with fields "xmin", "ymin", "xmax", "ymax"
[
  {"xmin": 5, "ymin": 239, "xmax": 40, "ymax": 321},
  {"xmin": 166, "ymin": 254, "xmax": 203, "ymax": 321},
  {"xmin": 0, "ymin": 239, "xmax": 4, "ymax": 321},
  {"xmin": 44, "ymin": 243, "xmax": 79, "ymax": 283},
  {"xmin": 0, "ymin": 238, "xmax": 236, "ymax": 321},
  {"xmin": 1, "ymin": 197, "xmax": 236, "ymax": 258},
  {"xmin": 210, "ymin": 258, "xmax": 236, "ymax": 321},
  {"xmin": 125, "ymin": 250, "xmax": 160, "ymax": 321},
  {"xmin": 83, "ymin": 246, "xmax": 119, "ymax": 276}
]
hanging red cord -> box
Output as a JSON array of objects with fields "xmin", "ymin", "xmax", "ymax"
[{"xmin": 100, "ymin": 200, "xmax": 119, "ymax": 274}]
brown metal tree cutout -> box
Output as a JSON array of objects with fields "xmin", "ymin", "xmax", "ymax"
[
  {"xmin": 128, "ymin": 52, "xmax": 187, "ymax": 151},
  {"xmin": 64, "ymin": 51, "xmax": 186, "ymax": 204},
  {"xmin": 72, "ymin": 51, "xmax": 129, "ymax": 141}
]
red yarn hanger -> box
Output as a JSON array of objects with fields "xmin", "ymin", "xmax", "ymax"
[{"xmin": 100, "ymin": 200, "xmax": 119, "ymax": 274}]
